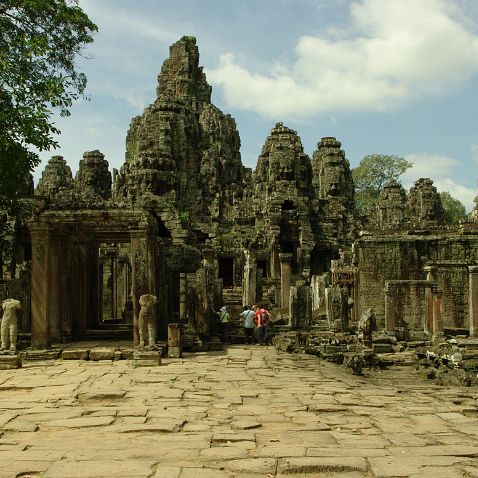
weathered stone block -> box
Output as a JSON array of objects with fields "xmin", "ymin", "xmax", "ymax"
[
  {"xmin": 0, "ymin": 354, "xmax": 21, "ymax": 369},
  {"xmin": 132, "ymin": 350, "xmax": 161, "ymax": 367},
  {"xmin": 25, "ymin": 350, "xmax": 61, "ymax": 360},
  {"xmin": 89, "ymin": 347, "xmax": 115, "ymax": 361},
  {"xmin": 121, "ymin": 349, "xmax": 134, "ymax": 360},
  {"xmin": 325, "ymin": 344, "xmax": 347, "ymax": 353},
  {"xmin": 168, "ymin": 346, "xmax": 182, "ymax": 358},
  {"xmin": 373, "ymin": 343, "xmax": 394, "ymax": 353},
  {"xmin": 62, "ymin": 349, "xmax": 89, "ymax": 360}
]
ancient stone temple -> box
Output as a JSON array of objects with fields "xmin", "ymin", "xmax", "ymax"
[
  {"xmin": 5, "ymin": 36, "xmax": 478, "ymax": 352},
  {"xmin": 356, "ymin": 177, "xmax": 478, "ymax": 340},
  {"xmin": 17, "ymin": 36, "xmax": 360, "ymax": 349}
]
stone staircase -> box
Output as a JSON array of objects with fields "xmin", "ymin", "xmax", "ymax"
[{"xmin": 222, "ymin": 286, "xmax": 243, "ymax": 316}]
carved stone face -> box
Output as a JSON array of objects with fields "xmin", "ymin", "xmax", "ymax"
[
  {"xmin": 277, "ymin": 152, "xmax": 294, "ymax": 181},
  {"xmin": 407, "ymin": 178, "xmax": 442, "ymax": 226},
  {"xmin": 324, "ymin": 165, "xmax": 343, "ymax": 197}
]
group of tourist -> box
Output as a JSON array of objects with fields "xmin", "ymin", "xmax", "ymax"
[{"xmin": 214, "ymin": 304, "xmax": 273, "ymax": 345}]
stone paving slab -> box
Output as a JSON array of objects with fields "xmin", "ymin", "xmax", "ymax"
[{"xmin": 0, "ymin": 345, "xmax": 477, "ymax": 477}]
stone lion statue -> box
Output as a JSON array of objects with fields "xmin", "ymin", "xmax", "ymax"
[{"xmin": 138, "ymin": 294, "xmax": 157, "ymax": 350}]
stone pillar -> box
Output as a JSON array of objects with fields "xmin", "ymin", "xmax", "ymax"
[
  {"xmin": 146, "ymin": 231, "xmax": 157, "ymax": 340},
  {"xmin": 179, "ymin": 273, "xmax": 187, "ymax": 321},
  {"xmin": 469, "ymin": 266, "xmax": 478, "ymax": 337},
  {"xmin": 280, "ymin": 253, "xmax": 292, "ymax": 309},
  {"xmin": 289, "ymin": 286, "xmax": 298, "ymax": 328},
  {"xmin": 432, "ymin": 286, "xmax": 444, "ymax": 338},
  {"xmin": 49, "ymin": 236, "xmax": 62, "ymax": 341},
  {"xmin": 60, "ymin": 235, "xmax": 72, "ymax": 342},
  {"xmin": 30, "ymin": 225, "xmax": 51, "ymax": 349},
  {"xmin": 130, "ymin": 234, "xmax": 140, "ymax": 346},
  {"xmin": 242, "ymin": 250, "xmax": 256, "ymax": 307},
  {"xmin": 384, "ymin": 282, "xmax": 396, "ymax": 335},
  {"xmin": 290, "ymin": 281, "xmax": 312, "ymax": 329},
  {"xmin": 111, "ymin": 255, "xmax": 118, "ymax": 318},
  {"xmin": 424, "ymin": 266, "xmax": 437, "ymax": 334},
  {"xmin": 168, "ymin": 323, "xmax": 182, "ymax": 358},
  {"xmin": 270, "ymin": 244, "xmax": 280, "ymax": 279}
]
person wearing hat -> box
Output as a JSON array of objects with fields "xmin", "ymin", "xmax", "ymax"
[{"xmin": 213, "ymin": 305, "xmax": 230, "ymax": 344}]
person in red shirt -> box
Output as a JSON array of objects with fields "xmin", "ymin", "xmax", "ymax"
[{"xmin": 254, "ymin": 304, "xmax": 272, "ymax": 345}]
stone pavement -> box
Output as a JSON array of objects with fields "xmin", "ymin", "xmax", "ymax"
[{"xmin": 0, "ymin": 345, "xmax": 477, "ymax": 478}]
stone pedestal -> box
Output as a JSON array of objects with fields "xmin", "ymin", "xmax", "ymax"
[
  {"xmin": 0, "ymin": 354, "xmax": 21, "ymax": 369},
  {"xmin": 132, "ymin": 350, "xmax": 161, "ymax": 367},
  {"xmin": 168, "ymin": 323, "xmax": 182, "ymax": 358},
  {"xmin": 469, "ymin": 266, "xmax": 478, "ymax": 337},
  {"xmin": 280, "ymin": 253, "xmax": 293, "ymax": 309}
]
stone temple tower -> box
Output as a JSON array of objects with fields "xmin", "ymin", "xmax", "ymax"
[
  {"xmin": 113, "ymin": 36, "xmax": 243, "ymax": 222},
  {"xmin": 377, "ymin": 180, "xmax": 407, "ymax": 230},
  {"xmin": 406, "ymin": 178, "xmax": 444, "ymax": 228},
  {"xmin": 312, "ymin": 137, "xmax": 354, "ymax": 208},
  {"xmin": 311, "ymin": 137, "xmax": 355, "ymax": 242}
]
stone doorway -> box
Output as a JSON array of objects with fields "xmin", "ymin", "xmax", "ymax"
[
  {"xmin": 97, "ymin": 242, "xmax": 133, "ymax": 333},
  {"xmin": 219, "ymin": 257, "xmax": 234, "ymax": 288}
]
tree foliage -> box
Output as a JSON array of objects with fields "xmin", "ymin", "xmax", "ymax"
[
  {"xmin": 0, "ymin": 0, "xmax": 97, "ymax": 211},
  {"xmin": 352, "ymin": 154, "xmax": 412, "ymax": 216},
  {"xmin": 440, "ymin": 191, "xmax": 466, "ymax": 224}
]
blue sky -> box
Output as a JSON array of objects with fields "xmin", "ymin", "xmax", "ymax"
[{"xmin": 35, "ymin": 0, "xmax": 478, "ymax": 210}]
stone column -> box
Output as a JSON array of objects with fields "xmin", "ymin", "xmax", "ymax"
[
  {"xmin": 168, "ymin": 323, "xmax": 181, "ymax": 358},
  {"xmin": 270, "ymin": 244, "xmax": 280, "ymax": 279},
  {"xmin": 130, "ymin": 234, "xmax": 140, "ymax": 346},
  {"xmin": 384, "ymin": 281, "xmax": 396, "ymax": 335},
  {"xmin": 179, "ymin": 273, "xmax": 187, "ymax": 321},
  {"xmin": 111, "ymin": 255, "xmax": 118, "ymax": 318},
  {"xmin": 280, "ymin": 253, "xmax": 292, "ymax": 309},
  {"xmin": 242, "ymin": 250, "xmax": 256, "ymax": 307},
  {"xmin": 30, "ymin": 224, "xmax": 51, "ymax": 349},
  {"xmin": 469, "ymin": 266, "xmax": 478, "ymax": 337},
  {"xmin": 424, "ymin": 266, "xmax": 437, "ymax": 334},
  {"xmin": 432, "ymin": 286, "xmax": 444, "ymax": 338}
]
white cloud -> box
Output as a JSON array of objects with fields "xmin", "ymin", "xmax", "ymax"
[
  {"xmin": 207, "ymin": 0, "xmax": 478, "ymax": 119},
  {"xmin": 403, "ymin": 153, "xmax": 476, "ymax": 210},
  {"xmin": 80, "ymin": 0, "xmax": 179, "ymax": 45}
]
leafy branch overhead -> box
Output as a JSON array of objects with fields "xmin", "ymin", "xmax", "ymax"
[{"xmin": 0, "ymin": 0, "xmax": 97, "ymax": 210}]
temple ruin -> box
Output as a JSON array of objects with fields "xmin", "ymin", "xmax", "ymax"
[{"xmin": 4, "ymin": 36, "xmax": 478, "ymax": 362}]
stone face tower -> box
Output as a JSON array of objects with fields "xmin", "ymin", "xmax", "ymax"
[
  {"xmin": 114, "ymin": 36, "xmax": 243, "ymax": 222},
  {"xmin": 75, "ymin": 150, "xmax": 112, "ymax": 200},
  {"xmin": 36, "ymin": 155, "xmax": 74, "ymax": 198},
  {"xmin": 312, "ymin": 137, "xmax": 354, "ymax": 210},
  {"xmin": 311, "ymin": 137, "xmax": 355, "ymax": 243},
  {"xmin": 254, "ymin": 122, "xmax": 312, "ymax": 205},
  {"xmin": 377, "ymin": 180, "xmax": 407, "ymax": 230},
  {"xmin": 406, "ymin": 178, "xmax": 444, "ymax": 228}
]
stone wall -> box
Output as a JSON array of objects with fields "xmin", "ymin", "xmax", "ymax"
[
  {"xmin": 356, "ymin": 232, "xmax": 478, "ymax": 329},
  {"xmin": 385, "ymin": 280, "xmax": 430, "ymax": 331}
]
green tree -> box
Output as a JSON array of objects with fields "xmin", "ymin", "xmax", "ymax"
[
  {"xmin": 440, "ymin": 191, "xmax": 466, "ymax": 224},
  {"xmin": 352, "ymin": 154, "xmax": 412, "ymax": 216},
  {"xmin": 0, "ymin": 0, "xmax": 97, "ymax": 212}
]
